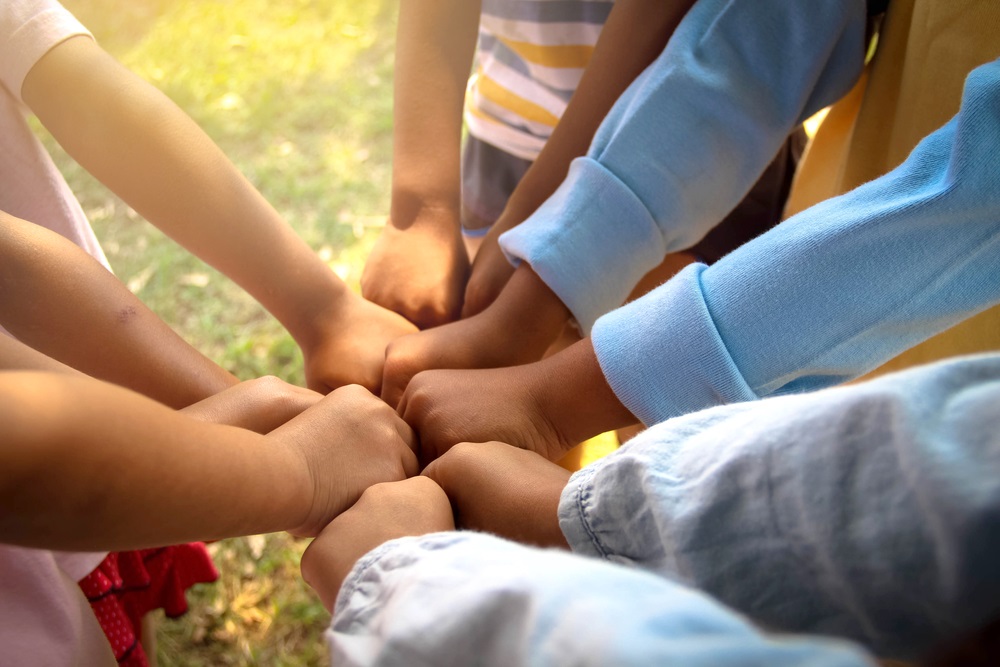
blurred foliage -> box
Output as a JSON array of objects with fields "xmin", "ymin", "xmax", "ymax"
[{"xmin": 40, "ymin": 0, "xmax": 400, "ymax": 664}]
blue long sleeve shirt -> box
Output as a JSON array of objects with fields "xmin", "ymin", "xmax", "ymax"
[
  {"xmin": 592, "ymin": 59, "xmax": 1000, "ymax": 425},
  {"xmin": 500, "ymin": 0, "xmax": 868, "ymax": 332}
]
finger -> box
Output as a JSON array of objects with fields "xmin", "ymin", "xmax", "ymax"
[
  {"xmin": 413, "ymin": 305, "xmax": 449, "ymax": 331},
  {"xmin": 393, "ymin": 411, "xmax": 418, "ymax": 455},
  {"xmin": 307, "ymin": 377, "xmax": 334, "ymax": 396},
  {"xmin": 400, "ymin": 441, "xmax": 420, "ymax": 478},
  {"xmin": 300, "ymin": 535, "xmax": 341, "ymax": 613},
  {"xmin": 421, "ymin": 456, "xmax": 442, "ymax": 483},
  {"xmin": 380, "ymin": 363, "xmax": 403, "ymax": 410},
  {"xmin": 367, "ymin": 370, "xmax": 383, "ymax": 397},
  {"xmin": 460, "ymin": 282, "xmax": 485, "ymax": 319},
  {"xmin": 395, "ymin": 381, "xmax": 411, "ymax": 418}
]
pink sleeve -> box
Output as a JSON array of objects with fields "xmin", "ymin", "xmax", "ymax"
[{"xmin": 0, "ymin": 0, "xmax": 92, "ymax": 103}]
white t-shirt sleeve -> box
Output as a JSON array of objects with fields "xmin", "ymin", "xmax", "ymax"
[{"xmin": 0, "ymin": 0, "xmax": 93, "ymax": 102}]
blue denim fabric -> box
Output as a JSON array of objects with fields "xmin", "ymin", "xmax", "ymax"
[
  {"xmin": 561, "ymin": 354, "xmax": 1000, "ymax": 661},
  {"xmin": 331, "ymin": 532, "xmax": 872, "ymax": 667}
]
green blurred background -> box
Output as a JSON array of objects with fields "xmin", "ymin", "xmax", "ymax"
[{"xmin": 38, "ymin": 0, "xmax": 401, "ymax": 663}]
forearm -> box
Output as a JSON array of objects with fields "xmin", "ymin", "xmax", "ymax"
[
  {"xmin": 560, "ymin": 354, "xmax": 1000, "ymax": 660},
  {"xmin": 527, "ymin": 336, "xmax": 637, "ymax": 446},
  {"xmin": 0, "ymin": 211, "xmax": 236, "ymax": 407},
  {"xmin": 501, "ymin": 0, "xmax": 695, "ymax": 225},
  {"xmin": 482, "ymin": 264, "xmax": 573, "ymax": 359},
  {"xmin": 0, "ymin": 372, "xmax": 311, "ymax": 551},
  {"xmin": 0, "ymin": 333, "xmax": 82, "ymax": 375},
  {"xmin": 21, "ymin": 36, "xmax": 350, "ymax": 348},
  {"xmin": 500, "ymin": 0, "xmax": 867, "ymax": 331},
  {"xmin": 390, "ymin": 0, "xmax": 480, "ymax": 225},
  {"xmin": 331, "ymin": 532, "xmax": 873, "ymax": 666}
]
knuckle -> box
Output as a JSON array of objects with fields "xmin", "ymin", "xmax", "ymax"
[
  {"xmin": 444, "ymin": 442, "xmax": 479, "ymax": 467},
  {"xmin": 252, "ymin": 375, "xmax": 284, "ymax": 391},
  {"xmin": 361, "ymin": 480, "xmax": 397, "ymax": 502},
  {"xmin": 383, "ymin": 342, "xmax": 413, "ymax": 376}
]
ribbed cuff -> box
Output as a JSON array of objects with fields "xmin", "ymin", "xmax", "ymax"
[
  {"xmin": 591, "ymin": 263, "xmax": 757, "ymax": 425},
  {"xmin": 499, "ymin": 157, "xmax": 668, "ymax": 334}
]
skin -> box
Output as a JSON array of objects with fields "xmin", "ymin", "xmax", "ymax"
[
  {"xmin": 0, "ymin": 330, "xmax": 86, "ymax": 376},
  {"xmin": 21, "ymin": 35, "xmax": 415, "ymax": 394},
  {"xmin": 0, "ymin": 328, "xmax": 321, "ymax": 434},
  {"xmin": 301, "ymin": 477, "xmax": 455, "ymax": 611},
  {"xmin": 398, "ymin": 337, "xmax": 637, "ymax": 464},
  {"xmin": 0, "ymin": 375, "xmax": 418, "ymax": 552},
  {"xmin": 0, "ymin": 209, "xmax": 237, "ymax": 408},
  {"xmin": 423, "ymin": 441, "xmax": 571, "ymax": 549},
  {"xmin": 462, "ymin": 0, "xmax": 698, "ymax": 317},
  {"xmin": 359, "ymin": 0, "xmax": 481, "ymax": 328},
  {"xmin": 381, "ymin": 265, "xmax": 569, "ymax": 408},
  {"xmin": 177, "ymin": 375, "xmax": 322, "ymax": 434}
]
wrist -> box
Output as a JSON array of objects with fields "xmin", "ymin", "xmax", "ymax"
[
  {"xmin": 529, "ymin": 338, "xmax": 637, "ymax": 447},
  {"xmin": 283, "ymin": 275, "xmax": 357, "ymax": 354},
  {"xmin": 487, "ymin": 265, "xmax": 571, "ymax": 360},
  {"xmin": 388, "ymin": 191, "xmax": 461, "ymax": 232},
  {"xmin": 262, "ymin": 430, "xmax": 318, "ymax": 535}
]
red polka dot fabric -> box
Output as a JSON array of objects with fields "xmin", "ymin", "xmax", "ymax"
[{"xmin": 78, "ymin": 543, "xmax": 218, "ymax": 666}]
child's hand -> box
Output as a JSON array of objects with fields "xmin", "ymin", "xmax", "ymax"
[
  {"xmin": 398, "ymin": 338, "xmax": 638, "ymax": 464},
  {"xmin": 381, "ymin": 265, "xmax": 570, "ymax": 407},
  {"xmin": 361, "ymin": 213, "xmax": 470, "ymax": 329},
  {"xmin": 380, "ymin": 312, "xmax": 533, "ymax": 409},
  {"xmin": 398, "ymin": 366, "xmax": 577, "ymax": 463},
  {"xmin": 180, "ymin": 376, "xmax": 321, "ymax": 433},
  {"xmin": 423, "ymin": 441, "xmax": 570, "ymax": 548},
  {"xmin": 302, "ymin": 293, "xmax": 418, "ymax": 395},
  {"xmin": 301, "ymin": 477, "xmax": 454, "ymax": 611},
  {"xmin": 268, "ymin": 385, "xmax": 420, "ymax": 537}
]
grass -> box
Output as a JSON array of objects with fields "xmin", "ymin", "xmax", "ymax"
[{"xmin": 41, "ymin": 0, "xmax": 401, "ymax": 664}]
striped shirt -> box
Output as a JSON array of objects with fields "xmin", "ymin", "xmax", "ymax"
[{"xmin": 464, "ymin": 0, "xmax": 615, "ymax": 161}]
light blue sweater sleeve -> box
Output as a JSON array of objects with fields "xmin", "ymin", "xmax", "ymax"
[
  {"xmin": 560, "ymin": 354, "xmax": 1000, "ymax": 662},
  {"xmin": 591, "ymin": 59, "xmax": 1000, "ymax": 425},
  {"xmin": 329, "ymin": 532, "xmax": 872, "ymax": 667},
  {"xmin": 499, "ymin": 0, "xmax": 867, "ymax": 332}
]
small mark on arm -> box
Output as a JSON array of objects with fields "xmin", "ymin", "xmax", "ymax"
[{"xmin": 116, "ymin": 305, "xmax": 138, "ymax": 324}]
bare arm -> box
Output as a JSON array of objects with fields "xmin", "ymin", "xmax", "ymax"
[
  {"xmin": 463, "ymin": 0, "xmax": 697, "ymax": 316},
  {"xmin": 0, "ymin": 332, "xmax": 83, "ymax": 376},
  {"xmin": 0, "ymin": 209, "xmax": 236, "ymax": 407},
  {"xmin": 360, "ymin": 0, "xmax": 481, "ymax": 328},
  {"xmin": 21, "ymin": 35, "xmax": 414, "ymax": 393},
  {"xmin": 0, "ymin": 314, "xmax": 317, "ymax": 432},
  {"xmin": 389, "ymin": 0, "xmax": 480, "ymax": 228},
  {"xmin": 0, "ymin": 374, "xmax": 418, "ymax": 551}
]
